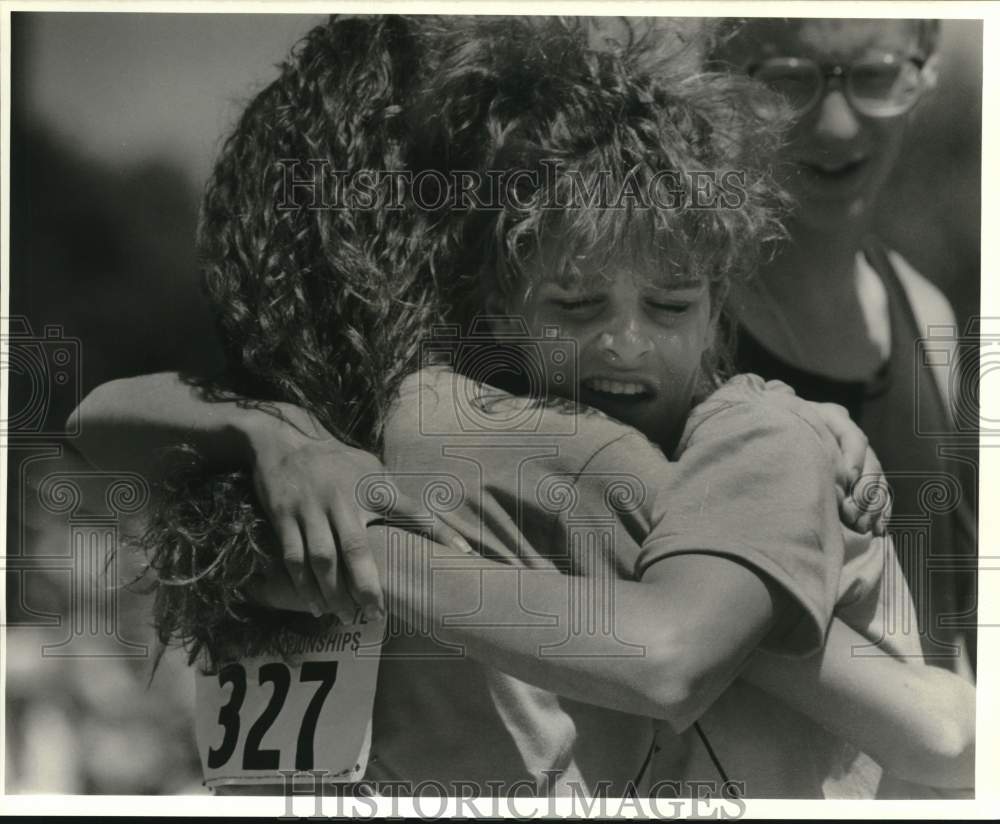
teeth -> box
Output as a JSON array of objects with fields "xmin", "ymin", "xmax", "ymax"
[{"xmin": 586, "ymin": 378, "xmax": 648, "ymax": 396}]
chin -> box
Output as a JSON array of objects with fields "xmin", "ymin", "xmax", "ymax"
[{"xmin": 793, "ymin": 196, "xmax": 873, "ymax": 234}]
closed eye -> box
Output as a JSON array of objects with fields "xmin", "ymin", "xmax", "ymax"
[
  {"xmin": 550, "ymin": 296, "xmax": 606, "ymax": 311},
  {"xmin": 643, "ymin": 284, "xmax": 704, "ymax": 315},
  {"xmin": 647, "ymin": 300, "xmax": 691, "ymax": 314}
]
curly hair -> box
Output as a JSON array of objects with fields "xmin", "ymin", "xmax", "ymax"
[
  {"xmin": 199, "ymin": 14, "xmax": 447, "ymax": 450},
  {"xmin": 146, "ymin": 15, "xmax": 451, "ymax": 668},
  {"xmin": 410, "ymin": 17, "xmax": 790, "ymax": 324},
  {"xmin": 403, "ymin": 16, "xmax": 790, "ymax": 396},
  {"xmin": 142, "ymin": 15, "xmax": 792, "ymax": 670}
]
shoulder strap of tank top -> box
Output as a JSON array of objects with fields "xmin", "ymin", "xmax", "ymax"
[
  {"xmin": 861, "ymin": 237, "xmax": 954, "ymax": 421},
  {"xmin": 860, "ymin": 237, "xmax": 923, "ymax": 339}
]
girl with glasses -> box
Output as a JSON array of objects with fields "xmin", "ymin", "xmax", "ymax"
[{"xmin": 713, "ymin": 19, "xmax": 977, "ymax": 690}]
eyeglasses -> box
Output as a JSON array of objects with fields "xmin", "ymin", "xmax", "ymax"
[{"xmin": 749, "ymin": 54, "xmax": 930, "ymax": 118}]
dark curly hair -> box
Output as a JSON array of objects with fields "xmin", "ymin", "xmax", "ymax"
[
  {"xmin": 141, "ymin": 15, "xmax": 791, "ymax": 670},
  {"xmin": 199, "ymin": 14, "xmax": 446, "ymax": 449}
]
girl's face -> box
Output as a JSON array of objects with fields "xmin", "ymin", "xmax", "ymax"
[
  {"xmin": 719, "ymin": 20, "xmax": 928, "ymax": 232},
  {"xmin": 505, "ymin": 261, "xmax": 716, "ymax": 450}
]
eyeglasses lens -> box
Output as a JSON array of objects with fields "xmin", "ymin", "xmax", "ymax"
[
  {"xmin": 849, "ymin": 58, "xmax": 922, "ymax": 116},
  {"xmin": 752, "ymin": 61, "xmax": 820, "ymax": 114}
]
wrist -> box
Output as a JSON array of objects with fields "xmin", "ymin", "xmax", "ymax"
[{"xmin": 235, "ymin": 402, "xmax": 318, "ymax": 467}]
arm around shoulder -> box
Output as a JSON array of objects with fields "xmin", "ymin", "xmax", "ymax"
[
  {"xmin": 71, "ymin": 371, "xmax": 323, "ymax": 478},
  {"xmin": 251, "ymin": 524, "xmax": 786, "ymax": 732}
]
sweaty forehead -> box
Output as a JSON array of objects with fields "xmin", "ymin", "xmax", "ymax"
[
  {"xmin": 531, "ymin": 260, "xmax": 706, "ymax": 296},
  {"xmin": 721, "ymin": 19, "xmax": 922, "ymax": 63}
]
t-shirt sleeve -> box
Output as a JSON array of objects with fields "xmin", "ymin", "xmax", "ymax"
[
  {"xmin": 636, "ymin": 400, "xmax": 845, "ymax": 656},
  {"xmin": 381, "ymin": 367, "xmax": 643, "ymax": 566}
]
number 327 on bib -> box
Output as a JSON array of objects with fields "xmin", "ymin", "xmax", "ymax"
[{"xmin": 194, "ymin": 616, "xmax": 382, "ymax": 791}]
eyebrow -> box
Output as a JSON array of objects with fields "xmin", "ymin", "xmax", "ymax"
[
  {"xmin": 540, "ymin": 276, "xmax": 706, "ymax": 293},
  {"xmin": 648, "ymin": 278, "xmax": 705, "ymax": 291}
]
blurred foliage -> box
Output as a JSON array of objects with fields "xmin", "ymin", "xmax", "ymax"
[{"xmin": 7, "ymin": 14, "xmax": 222, "ymax": 795}]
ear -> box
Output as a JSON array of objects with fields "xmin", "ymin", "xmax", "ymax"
[
  {"xmin": 908, "ymin": 53, "xmax": 941, "ymax": 120},
  {"xmin": 702, "ymin": 312, "xmax": 720, "ymax": 356},
  {"xmin": 704, "ymin": 282, "xmax": 728, "ymax": 348},
  {"xmin": 922, "ymin": 52, "xmax": 942, "ymax": 92}
]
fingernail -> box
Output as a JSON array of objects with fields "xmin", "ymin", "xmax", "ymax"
[
  {"xmin": 451, "ymin": 535, "xmax": 475, "ymax": 555},
  {"xmin": 310, "ymin": 601, "xmax": 324, "ymax": 618},
  {"xmin": 364, "ymin": 602, "xmax": 384, "ymax": 622},
  {"xmin": 337, "ymin": 609, "xmax": 355, "ymax": 625}
]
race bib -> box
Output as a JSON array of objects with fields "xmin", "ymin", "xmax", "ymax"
[{"xmin": 194, "ymin": 612, "xmax": 383, "ymax": 791}]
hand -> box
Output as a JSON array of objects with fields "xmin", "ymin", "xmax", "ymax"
[
  {"xmin": 245, "ymin": 405, "xmax": 473, "ymax": 622},
  {"xmin": 810, "ymin": 402, "xmax": 890, "ymax": 536}
]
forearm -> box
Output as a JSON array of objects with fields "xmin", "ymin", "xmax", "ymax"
[
  {"xmin": 255, "ymin": 526, "xmax": 745, "ymax": 727},
  {"xmin": 378, "ymin": 543, "xmax": 688, "ymax": 721},
  {"xmin": 71, "ymin": 372, "xmax": 306, "ymax": 479},
  {"xmin": 742, "ymin": 618, "xmax": 975, "ymax": 788},
  {"xmin": 371, "ymin": 528, "xmax": 778, "ymax": 729}
]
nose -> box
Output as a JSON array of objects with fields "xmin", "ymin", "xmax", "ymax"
[
  {"xmin": 812, "ymin": 86, "xmax": 860, "ymax": 142},
  {"xmin": 597, "ymin": 317, "xmax": 654, "ymax": 368}
]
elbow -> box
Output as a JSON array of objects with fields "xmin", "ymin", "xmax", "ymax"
[
  {"xmin": 636, "ymin": 637, "xmax": 717, "ymax": 732},
  {"xmin": 68, "ymin": 380, "xmax": 124, "ymax": 465},
  {"xmin": 66, "ymin": 392, "xmax": 88, "ymax": 437},
  {"xmin": 71, "ymin": 380, "xmax": 113, "ymax": 434},
  {"xmin": 894, "ymin": 682, "xmax": 976, "ymax": 789},
  {"xmin": 921, "ymin": 707, "xmax": 976, "ymax": 788},
  {"xmin": 640, "ymin": 674, "xmax": 697, "ymax": 731},
  {"xmin": 927, "ymin": 675, "xmax": 977, "ymax": 787},
  {"xmin": 937, "ymin": 719, "xmax": 975, "ymax": 766}
]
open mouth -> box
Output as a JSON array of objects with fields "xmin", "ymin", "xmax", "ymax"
[
  {"xmin": 581, "ymin": 376, "xmax": 656, "ymax": 402},
  {"xmin": 801, "ymin": 157, "xmax": 869, "ymax": 180}
]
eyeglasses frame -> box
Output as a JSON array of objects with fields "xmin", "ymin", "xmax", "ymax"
[{"xmin": 747, "ymin": 53, "xmax": 934, "ymax": 119}]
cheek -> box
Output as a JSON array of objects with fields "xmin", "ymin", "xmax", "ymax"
[
  {"xmin": 652, "ymin": 320, "xmax": 713, "ymax": 381},
  {"xmin": 868, "ymin": 120, "xmax": 907, "ymax": 172},
  {"xmin": 527, "ymin": 314, "xmax": 602, "ymax": 392}
]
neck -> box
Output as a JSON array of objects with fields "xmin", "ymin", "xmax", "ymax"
[
  {"xmin": 761, "ymin": 218, "xmax": 865, "ymax": 299},
  {"xmin": 730, "ymin": 214, "xmax": 890, "ymax": 380}
]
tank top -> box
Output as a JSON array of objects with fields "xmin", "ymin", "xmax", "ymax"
[{"xmin": 732, "ymin": 240, "xmax": 978, "ymax": 671}]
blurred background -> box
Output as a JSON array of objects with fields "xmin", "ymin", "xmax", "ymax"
[{"xmin": 4, "ymin": 13, "xmax": 982, "ymax": 794}]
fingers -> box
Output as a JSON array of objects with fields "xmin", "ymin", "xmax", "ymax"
[
  {"xmin": 840, "ymin": 447, "xmax": 890, "ymax": 537},
  {"xmin": 258, "ymin": 446, "xmax": 473, "ymax": 627},
  {"xmin": 816, "ymin": 402, "xmax": 868, "ymax": 488},
  {"xmin": 274, "ymin": 514, "xmax": 326, "ymax": 617},
  {"xmin": 329, "ymin": 497, "xmax": 385, "ymax": 621},
  {"xmin": 841, "ymin": 491, "xmax": 879, "ymax": 535},
  {"xmin": 300, "ymin": 508, "xmax": 355, "ymax": 624},
  {"xmin": 391, "ymin": 491, "xmax": 475, "ymax": 556},
  {"xmin": 861, "ymin": 447, "xmax": 891, "ymax": 536},
  {"xmin": 813, "ymin": 402, "xmax": 889, "ymax": 535},
  {"xmin": 432, "ymin": 518, "xmax": 476, "ymax": 556}
]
